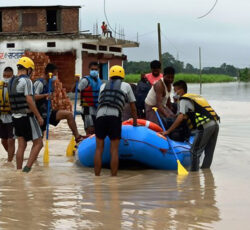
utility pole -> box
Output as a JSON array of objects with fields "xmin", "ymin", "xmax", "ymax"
[
  {"xmin": 199, "ymin": 47, "xmax": 202, "ymax": 95},
  {"xmin": 157, "ymin": 23, "xmax": 163, "ymax": 73},
  {"xmin": 115, "ymin": 24, "xmax": 117, "ymax": 39}
]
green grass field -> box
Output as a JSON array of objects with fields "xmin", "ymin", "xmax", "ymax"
[{"xmin": 125, "ymin": 73, "xmax": 236, "ymax": 83}]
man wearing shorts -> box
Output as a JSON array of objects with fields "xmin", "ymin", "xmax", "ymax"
[
  {"xmin": 34, "ymin": 63, "xmax": 84, "ymax": 143},
  {"xmin": 0, "ymin": 67, "xmax": 15, "ymax": 162},
  {"xmin": 8, "ymin": 57, "xmax": 44, "ymax": 172},
  {"xmin": 94, "ymin": 65, "xmax": 138, "ymax": 176}
]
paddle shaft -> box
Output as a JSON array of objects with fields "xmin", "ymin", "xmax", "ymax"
[
  {"xmin": 153, "ymin": 109, "xmax": 179, "ymax": 159},
  {"xmin": 153, "ymin": 107, "xmax": 189, "ymax": 175},
  {"xmin": 154, "ymin": 110, "xmax": 166, "ymax": 132},
  {"xmin": 73, "ymin": 80, "xmax": 79, "ymax": 120},
  {"xmin": 46, "ymin": 77, "xmax": 53, "ymax": 140}
]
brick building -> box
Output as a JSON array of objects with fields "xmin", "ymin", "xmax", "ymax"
[{"xmin": 0, "ymin": 5, "xmax": 139, "ymax": 91}]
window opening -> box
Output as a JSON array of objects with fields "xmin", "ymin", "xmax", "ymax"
[{"xmin": 47, "ymin": 10, "xmax": 58, "ymax": 31}]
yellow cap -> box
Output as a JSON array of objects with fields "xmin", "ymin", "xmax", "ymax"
[
  {"xmin": 109, "ymin": 65, "xmax": 125, "ymax": 79},
  {"xmin": 17, "ymin": 57, "xmax": 35, "ymax": 70}
]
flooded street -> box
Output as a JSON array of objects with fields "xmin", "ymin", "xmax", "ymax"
[{"xmin": 1, "ymin": 82, "xmax": 250, "ymax": 229}]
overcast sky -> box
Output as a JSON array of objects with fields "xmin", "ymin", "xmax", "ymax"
[{"xmin": 2, "ymin": 0, "xmax": 250, "ymax": 68}]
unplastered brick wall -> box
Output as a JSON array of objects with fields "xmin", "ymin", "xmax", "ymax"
[
  {"xmin": 2, "ymin": 10, "xmax": 19, "ymax": 32},
  {"xmin": 1, "ymin": 7, "xmax": 79, "ymax": 33},
  {"xmin": 110, "ymin": 58, "xmax": 123, "ymax": 68},
  {"xmin": 48, "ymin": 52, "xmax": 76, "ymax": 92},
  {"xmin": 21, "ymin": 9, "xmax": 46, "ymax": 33},
  {"xmin": 24, "ymin": 51, "xmax": 72, "ymax": 112},
  {"xmin": 24, "ymin": 51, "xmax": 49, "ymax": 81},
  {"xmin": 61, "ymin": 8, "xmax": 79, "ymax": 33},
  {"xmin": 82, "ymin": 52, "xmax": 98, "ymax": 76},
  {"xmin": 2, "ymin": 8, "xmax": 46, "ymax": 33}
]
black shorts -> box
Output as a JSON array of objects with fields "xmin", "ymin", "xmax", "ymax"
[
  {"xmin": 95, "ymin": 116, "xmax": 122, "ymax": 140},
  {"xmin": 41, "ymin": 110, "xmax": 60, "ymax": 132},
  {"xmin": 0, "ymin": 122, "xmax": 14, "ymax": 139},
  {"xmin": 13, "ymin": 114, "xmax": 42, "ymax": 142}
]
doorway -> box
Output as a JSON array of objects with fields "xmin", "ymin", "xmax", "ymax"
[
  {"xmin": 99, "ymin": 63, "xmax": 108, "ymax": 80},
  {"xmin": 46, "ymin": 10, "xmax": 59, "ymax": 31}
]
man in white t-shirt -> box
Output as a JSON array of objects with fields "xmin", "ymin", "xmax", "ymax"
[{"xmin": 94, "ymin": 65, "xmax": 138, "ymax": 176}]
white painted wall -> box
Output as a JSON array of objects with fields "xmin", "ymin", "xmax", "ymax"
[{"xmin": 0, "ymin": 38, "xmax": 123, "ymax": 79}]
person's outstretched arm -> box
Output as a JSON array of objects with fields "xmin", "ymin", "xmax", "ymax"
[{"xmin": 130, "ymin": 102, "xmax": 138, "ymax": 126}]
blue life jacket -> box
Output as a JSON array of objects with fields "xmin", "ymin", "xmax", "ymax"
[
  {"xmin": 80, "ymin": 76, "xmax": 102, "ymax": 108},
  {"xmin": 36, "ymin": 78, "xmax": 48, "ymax": 94}
]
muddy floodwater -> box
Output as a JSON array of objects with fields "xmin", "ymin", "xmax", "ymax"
[{"xmin": 0, "ymin": 82, "xmax": 250, "ymax": 229}]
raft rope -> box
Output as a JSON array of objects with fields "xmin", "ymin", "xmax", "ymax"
[
  {"xmin": 172, "ymin": 145, "xmax": 192, "ymax": 151},
  {"xmin": 121, "ymin": 138, "xmax": 167, "ymax": 154},
  {"xmin": 122, "ymin": 139, "xmax": 192, "ymax": 156},
  {"xmin": 174, "ymin": 150, "xmax": 190, "ymax": 155}
]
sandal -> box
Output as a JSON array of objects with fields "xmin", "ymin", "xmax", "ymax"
[{"xmin": 22, "ymin": 166, "xmax": 31, "ymax": 173}]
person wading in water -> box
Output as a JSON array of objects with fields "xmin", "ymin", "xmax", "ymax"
[{"xmin": 94, "ymin": 65, "xmax": 138, "ymax": 176}]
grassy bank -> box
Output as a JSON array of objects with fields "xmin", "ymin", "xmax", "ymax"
[{"xmin": 125, "ymin": 73, "xmax": 236, "ymax": 83}]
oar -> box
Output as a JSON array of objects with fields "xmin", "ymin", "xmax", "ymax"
[
  {"xmin": 43, "ymin": 73, "xmax": 53, "ymax": 163},
  {"xmin": 66, "ymin": 74, "xmax": 80, "ymax": 157},
  {"xmin": 152, "ymin": 107, "xmax": 189, "ymax": 175}
]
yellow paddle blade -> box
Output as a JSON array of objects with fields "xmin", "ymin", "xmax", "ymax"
[
  {"xmin": 176, "ymin": 174, "xmax": 188, "ymax": 185},
  {"xmin": 43, "ymin": 140, "xmax": 49, "ymax": 163},
  {"xmin": 66, "ymin": 136, "xmax": 76, "ymax": 157},
  {"xmin": 177, "ymin": 160, "xmax": 189, "ymax": 176}
]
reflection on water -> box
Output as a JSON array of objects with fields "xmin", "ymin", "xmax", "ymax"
[
  {"xmin": 0, "ymin": 164, "xmax": 219, "ymax": 229},
  {"xmin": 1, "ymin": 82, "xmax": 250, "ymax": 229}
]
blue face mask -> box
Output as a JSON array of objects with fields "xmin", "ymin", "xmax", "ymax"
[
  {"xmin": 90, "ymin": 70, "xmax": 99, "ymax": 78},
  {"xmin": 173, "ymin": 92, "xmax": 180, "ymax": 100}
]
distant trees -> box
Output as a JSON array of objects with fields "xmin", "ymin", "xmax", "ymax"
[
  {"xmin": 202, "ymin": 63, "xmax": 238, "ymax": 77},
  {"xmin": 239, "ymin": 68, "xmax": 250, "ymax": 81},
  {"xmin": 185, "ymin": 63, "xmax": 198, "ymax": 74},
  {"xmin": 124, "ymin": 52, "xmax": 239, "ymax": 77},
  {"xmin": 123, "ymin": 61, "xmax": 150, "ymax": 74},
  {"xmin": 161, "ymin": 52, "xmax": 184, "ymax": 73}
]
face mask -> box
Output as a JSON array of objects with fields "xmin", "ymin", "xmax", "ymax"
[
  {"xmin": 173, "ymin": 92, "xmax": 180, "ymax": 100},
  {"xmin": 3, "ymin": 78, "xmax": 10, "ymax": 83},
  {"xmin": 90, "ymin": 70, "xmax": 99, "ymax": 78}
]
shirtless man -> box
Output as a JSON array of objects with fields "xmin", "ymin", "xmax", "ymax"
[{"xmin": 145, "ymin": 66, "xmax": 175, "ymax": 126}]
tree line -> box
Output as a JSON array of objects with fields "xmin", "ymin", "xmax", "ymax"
[{"xmin": 124, "ymin": 52, "xmax": 239, "ymax": 78}]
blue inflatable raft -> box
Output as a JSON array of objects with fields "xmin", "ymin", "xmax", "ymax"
[{"xmin": 76, "ymin": 125, "xmax": 194, "ymax": 170}]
